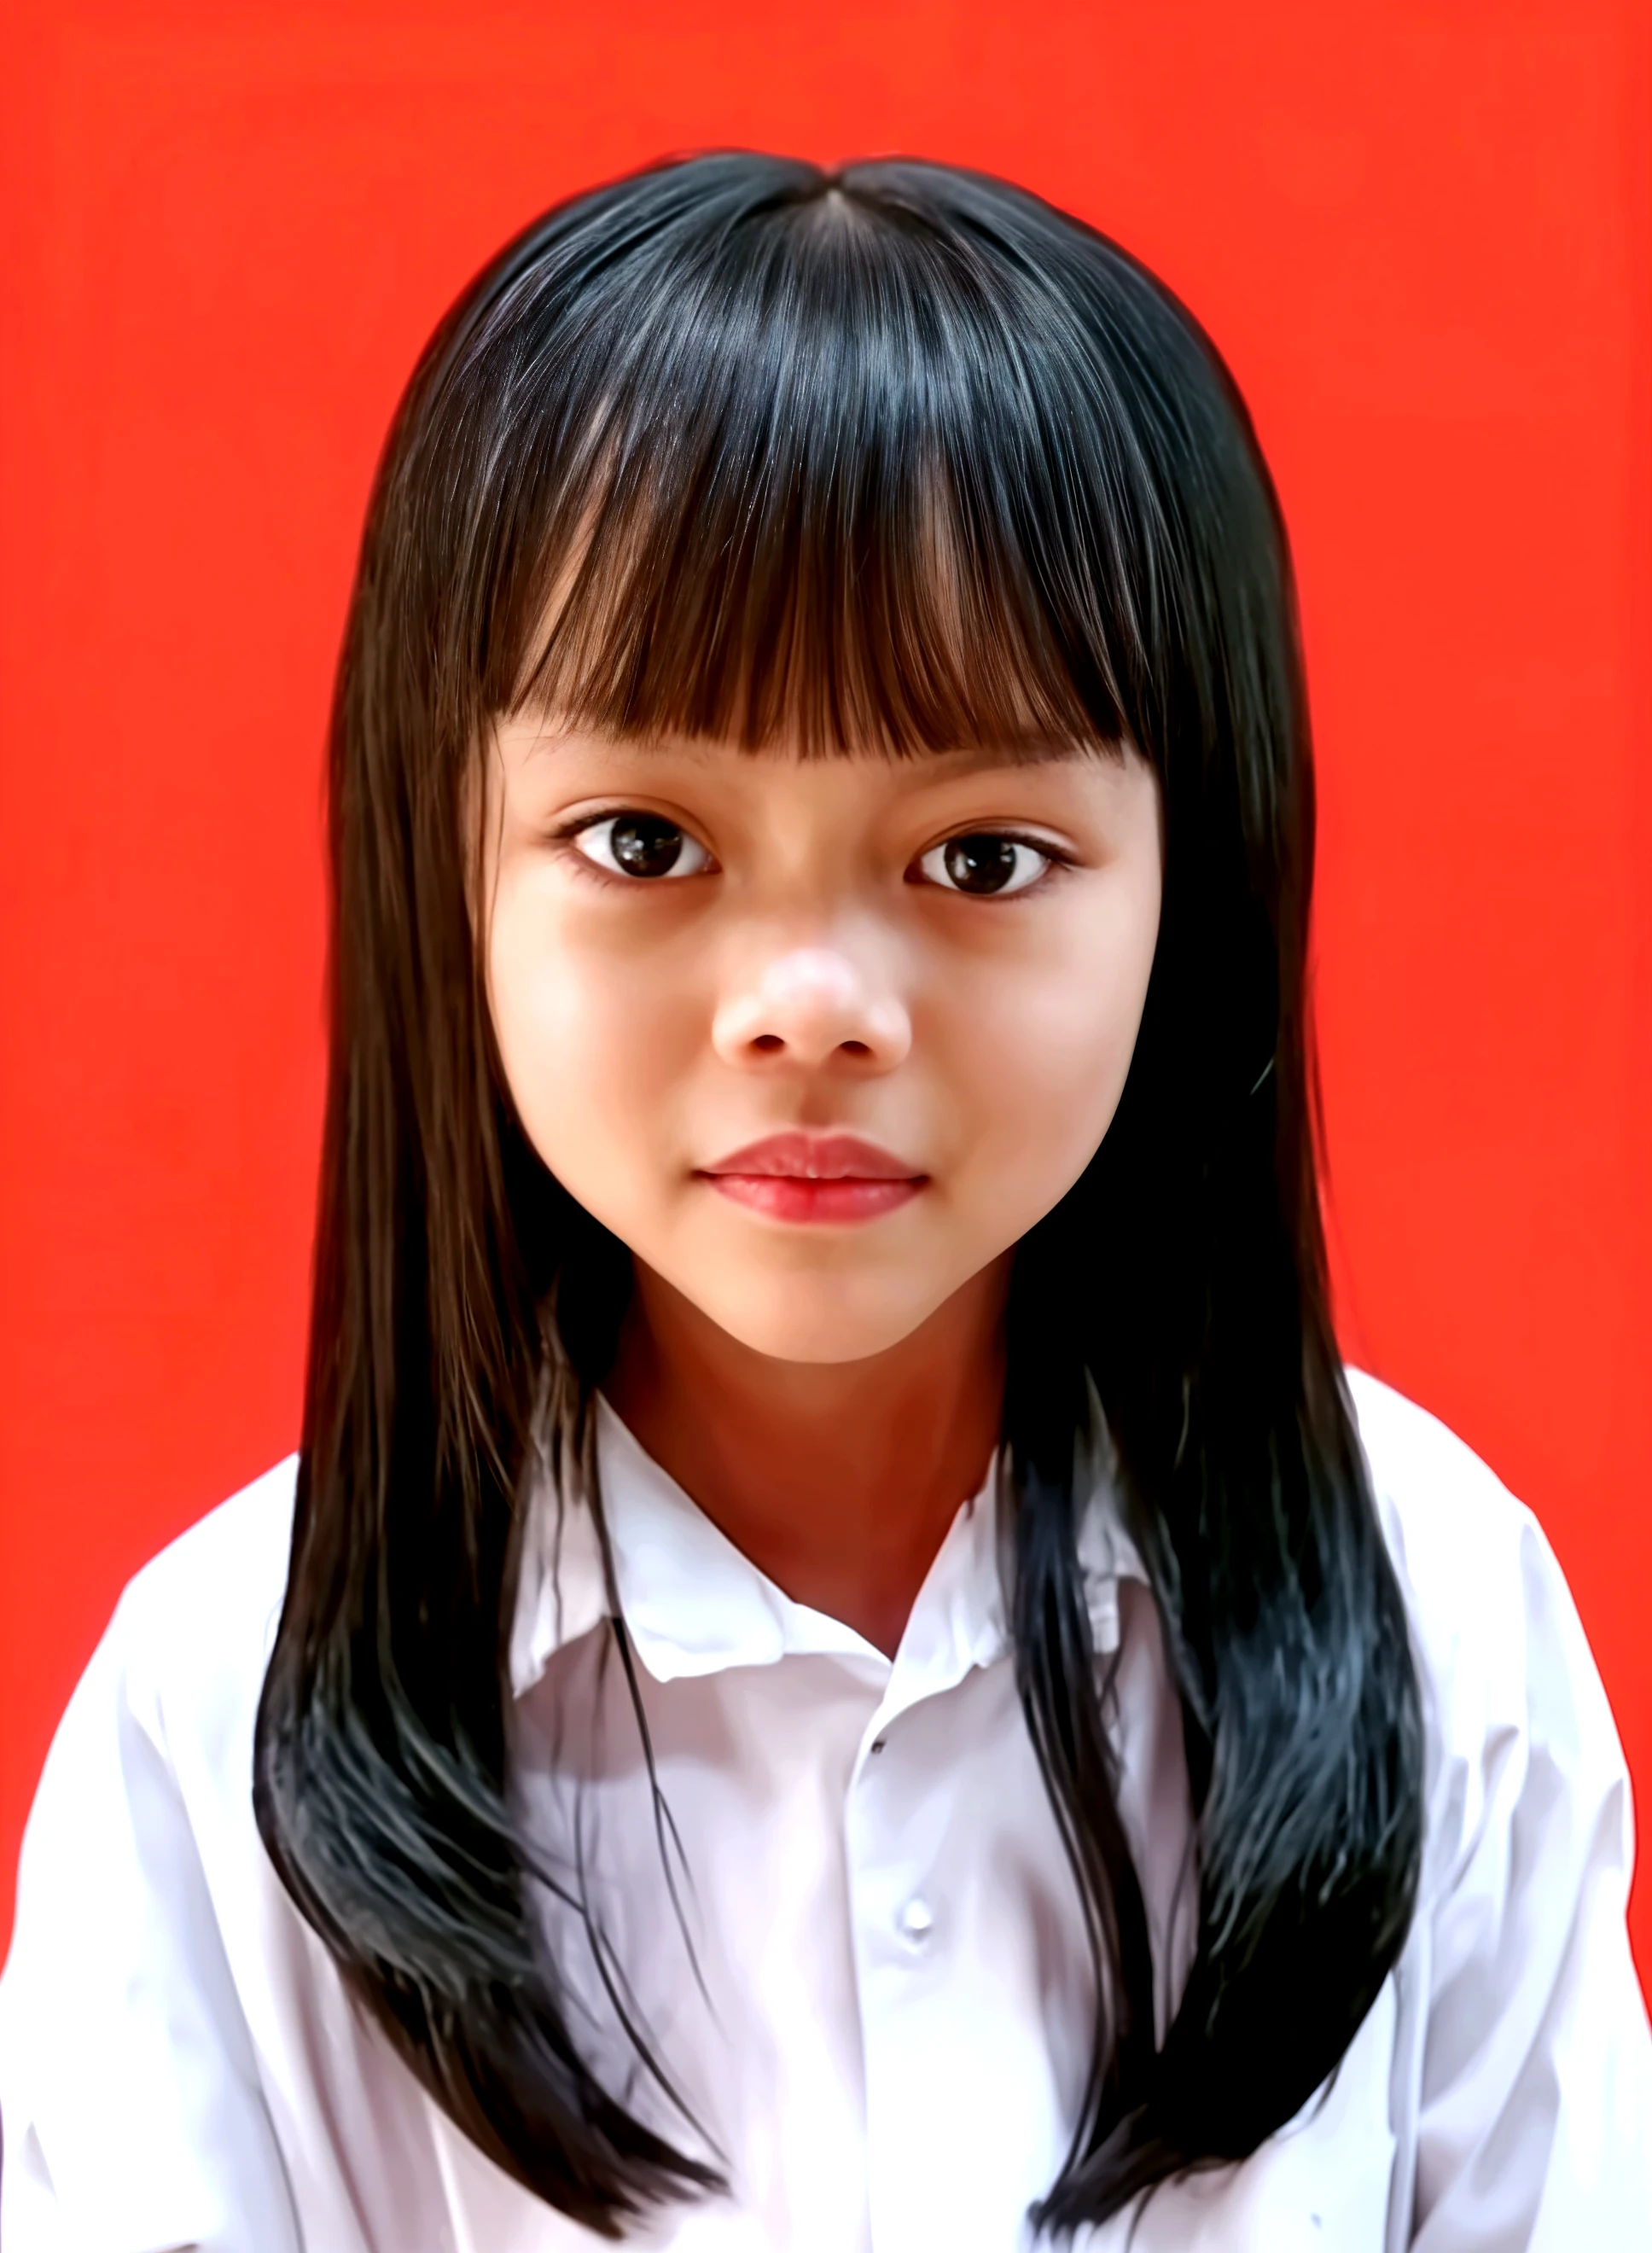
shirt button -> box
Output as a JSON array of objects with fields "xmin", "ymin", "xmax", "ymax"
[{"xmin": 898, "ymin": 1896, "xmax": 934, "ymax": 1945}]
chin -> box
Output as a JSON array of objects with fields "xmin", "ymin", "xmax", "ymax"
[{"xmin": 696, "ymin": 1275, "xmax": 944, "ymax": 1366}]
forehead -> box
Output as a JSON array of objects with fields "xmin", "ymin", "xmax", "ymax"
[{"xmin": 494, "ymin": 714, "xmax": 1126, "ymax": 779}]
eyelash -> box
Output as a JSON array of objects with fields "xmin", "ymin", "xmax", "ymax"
[
  {"xmin": 913, "ymin": 830, "xmax": 1071, "ymax": 899},
  {"xmin": 561, "ymin": 811, "xmax": 716, "ymax": 883},
  {"xmin": 556, "ymin": 812, "xmax": 1073, "ymax": 895}
]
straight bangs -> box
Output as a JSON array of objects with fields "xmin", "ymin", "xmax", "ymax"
[{"xmin": 421, "ymin": 159, "xmax": 1179, "ymax": 762}]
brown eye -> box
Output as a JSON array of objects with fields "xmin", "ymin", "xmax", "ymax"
[
  {"xmin": 573, "ymin": 813, "xmax": 712, "ymax": 881},
  {"xmin": 917, "ymin": 833, "xmax": 1050, "ymax": 896}
]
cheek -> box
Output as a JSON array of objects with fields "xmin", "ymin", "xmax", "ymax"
[
  {"xmin": 486, "ymin": 880, "xmax": 699, "ymax": 1192},
  {"xmin": 943, "ymin": 888, "xmax": 1158, "ymax": 1215}
]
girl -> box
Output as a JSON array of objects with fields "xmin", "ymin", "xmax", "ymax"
[{"xmin": 2, "ymin": 154, "xmax": 1647, "ymax": 2252}]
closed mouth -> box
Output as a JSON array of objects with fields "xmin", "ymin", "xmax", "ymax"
[{"xmin": 697, "ymin": 1132, "xmax": 928, "ymax": 1223}]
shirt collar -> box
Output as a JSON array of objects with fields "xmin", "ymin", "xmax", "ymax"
[{"xmin": 508, "ymin": 1393, "xmax": 1149, "ymax": 1702}]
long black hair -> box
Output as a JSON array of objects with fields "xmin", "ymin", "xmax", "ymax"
[{"xmin": 253, "ymin": 153, "xmax": 1423, "ymax": 2236}]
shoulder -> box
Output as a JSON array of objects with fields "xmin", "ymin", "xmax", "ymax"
[
  {"xmin": 1, "ymin": 1462, "xmax": 311, "ymax": 2239},
  {"xmin": 1343, "ymin": 1372, "xmax": 1627, "ymax": 1875},
  {"xmin": 117, "ymin": 1456, "xmax": 298, "ymax": 1640},
  {"xmin": 3, "ymin": 1461, "xmax": 298, "ymax": 2039},
  {"xmin": 1342, "ymin": 1370, "xmax": 1533, "ymax": 1667},
  {"xmin": 57, "ymin": 1456, "xmax": 298, "ymax": 1790}
]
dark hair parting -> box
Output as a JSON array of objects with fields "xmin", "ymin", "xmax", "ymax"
[{"xmin": 253, "ymin": 152, "xmax": 1423, "ymax": 2236}]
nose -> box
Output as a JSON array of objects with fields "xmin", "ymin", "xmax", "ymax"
[{"xmin": 712, "ymin": 946, "xmax": 912, "ymax": 1073}]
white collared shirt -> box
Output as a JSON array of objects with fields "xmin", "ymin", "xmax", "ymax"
[{"xmin": 2, "ymin": 1373, "xmax": 1649, "ymax": 2250}]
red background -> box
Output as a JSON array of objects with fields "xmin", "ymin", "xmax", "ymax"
[{"xmin": 1, "ymin": 0, "xmax": 1648, "ymax": 1988}]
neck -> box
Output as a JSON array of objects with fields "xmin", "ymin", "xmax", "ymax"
[{"xmin": 605, "ymin": 1260, "xmax": 1010, "ymax": 1657}]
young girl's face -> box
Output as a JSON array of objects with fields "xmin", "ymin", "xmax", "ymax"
[{"xmin": 482, "ymin": 723, "xmax": 1164, "ymax": 1363}]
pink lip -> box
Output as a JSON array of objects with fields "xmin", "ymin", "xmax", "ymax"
[{"xmin": 697, "ymin": 1132, "xmax": 928, "ymax": 1224}]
